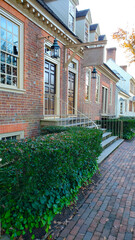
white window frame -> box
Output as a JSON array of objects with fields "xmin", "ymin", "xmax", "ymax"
[
  {"xmin": 0, "ymin": 130, "xmax": 24, "ymax": 140},
  {"xmin": 44, "ymin": 41, "xmax": 60, "ymax": 116},
  {"xmin": 85, "ymin": 68, "xmax": 91, "ymax": 101},
  {"xmin": 84, "ymin": 21, "xmax": 89, "ymax": 42},
  {"xmin": 120, "ymin": 102, "xmax": 123, "ymax": 114},
  {"xmin": 68, "ymin": 0, "xmax": 75, "ymax": 33},
  {"xmin": 0, "ymin": 8, "xmax": 24, "ymax": 93},
  {"xmin": 68, "ymin": 58, "xmax": 78, "ymax": 115},
  {"xmin": 95, "ymin": 74, "xmax": 100, "ymax": 103},
  {"xmin": 110, "ymin": 83, "xmax": 113, "ymax": 105}
]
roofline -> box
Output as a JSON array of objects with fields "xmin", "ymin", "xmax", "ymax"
[{"xmin": 116, "ymin": 86, "xmax": 131, "ymax": 97}]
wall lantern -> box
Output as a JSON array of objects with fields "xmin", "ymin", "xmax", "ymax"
[
  {"xmin": 51, "ymin": 38, "xmax": 60, "ymax": 58},
  {"xmin": 92, "ymin": 67, "xmax": 97, "ymax": 79}
]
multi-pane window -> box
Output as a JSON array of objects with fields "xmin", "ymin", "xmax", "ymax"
[
  {"xmin": 69, "ymin": 1, "xmax": 75, "ymax": 32},
  {"xmin": 0, "ymin": 15, "xmax": 19, "ymax": 86},
  {"xmin": 85, "ymin": 22, "xmax": 89, "ymax": 42},
  {"xmin": 129, "ymin": 101, "xmax": 132, "ymax": 112},
  {"xmin": 85, "ymin": 69, "xmax": 91, "ymax": 100},
  {"xmin": 120, "ymin": 102, "xmax": 123, "ymax": 114},
  {"xmin": 96, "ymin": 75, "xmax": 100, "ymax": 102},
  {"xmin": 110, "ymin": 83, "xmax": 113, "ymax": 105}
]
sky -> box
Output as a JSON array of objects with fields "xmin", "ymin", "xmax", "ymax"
[{"xmin": 78, "ymin": 0, "xmax": 135, "ymax": 77}]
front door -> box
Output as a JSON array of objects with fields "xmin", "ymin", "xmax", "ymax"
[
  {"xmin": 102, "ymin": 87, "xmax": 108, "ymax": 114},
  {"xmin": 45, "ymin": 61, "xmax": 56, "ymax": 115},
  {"xmin": 68, "ymin": 71, "xmax": 75, "ymax": 115}
]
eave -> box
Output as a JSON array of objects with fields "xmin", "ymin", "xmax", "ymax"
[{"xmin": 96, "ymin": 64, "xmax": 120, "ymax": 83}]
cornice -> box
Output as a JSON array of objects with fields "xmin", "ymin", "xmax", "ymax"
[
  {"xmin": 4, "ymin": 0, "xmax": 84, "ymax": 57},
  {"xmin": 96, "ymin": 64, "xmax": 119, "ymax": 83}
]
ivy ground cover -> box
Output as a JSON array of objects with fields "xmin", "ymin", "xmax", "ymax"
[{"xmin": 0, "ymin": 127, "xmax": 102, "ymax": 239}]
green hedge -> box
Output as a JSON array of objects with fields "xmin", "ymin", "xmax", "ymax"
[
  {"xmin": 0, "ymin": 127, "xmax": 102, "ymax": 239},
  {"xmin": 100, "ymin": 118, "xmax": 135, "ymax": 140},
  {"xmin": 120, "ymin": 117, "xmax": 135, "ymax": 139},
  {"xmin": 41, "ymin": 125, "xmax": 70, "ymax": 135}
]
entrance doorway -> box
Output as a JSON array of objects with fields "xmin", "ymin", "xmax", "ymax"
[
  {"xmin": 68, "ymin": 71, "xmax": 75, "ymax": 115},
  {"xmin": 102, "ymin": 87, "xmax": 108, "ymax": 114},
  {"xmin": 45, "ymin": 60, "xmax": 56, "ymax": 115}
]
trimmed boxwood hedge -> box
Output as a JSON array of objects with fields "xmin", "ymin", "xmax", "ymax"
[{"xmin": 0, "ymin": 127, "xmax": 102, "ymax": 239}]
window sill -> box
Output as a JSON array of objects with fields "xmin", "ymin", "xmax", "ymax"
[{"xmin": 0, "ymin": 85, "xmax": 26, "ymax": 94}]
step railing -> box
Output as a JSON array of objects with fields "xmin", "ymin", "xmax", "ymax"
[
  {"xmin": 96, "ymin": 118, "xmax": 123, "ymax": 138},
  {"xmin": 45, "ymin": 94, "xmax": 98, "ymax": 128}
]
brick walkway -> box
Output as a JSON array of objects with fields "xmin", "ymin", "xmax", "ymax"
[{"xmin": 57, "ymin": 138, "xmax": 135, "ymax": 240}]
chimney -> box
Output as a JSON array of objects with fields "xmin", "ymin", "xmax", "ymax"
[
  {"xmin": 120, "ymin": 65, "xmax": 127, "ymax": 72},
  {"xmin": 106, "ymin": 47, "xmax": 116, "ymax": 62}
]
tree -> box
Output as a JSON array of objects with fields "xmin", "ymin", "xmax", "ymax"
[{"xmin": 113, "ymin": 28, "xmax": 135, "ymax": 63}]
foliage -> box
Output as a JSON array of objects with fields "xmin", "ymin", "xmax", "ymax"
[
  {"xmin": 100, "ymin": 118, "xmax": 135, "ymax": 140},
  {"xmin": 0, "ymin": 127, "xmax": 102, "ymax": 239},
  {"xmin": 119, "ymin": 117, "xmax": 135, "ymax": 139},
  {"xmin": 41, "ymin": 125, "xmax": 70, "ymax": 135},
  {"xmin": 113, "ymin": 28, "xmax": 135, "ymax": 63}
]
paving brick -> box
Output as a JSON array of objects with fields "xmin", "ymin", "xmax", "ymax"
[{"xmin": 52, "ymin": 140, "xmax": 135, "ymax": 240}]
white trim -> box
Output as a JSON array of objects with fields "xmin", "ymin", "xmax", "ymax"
[
  {"xmin": 68, "ymin": 58, "xmax": 78, "ymax": 115},
  {"xmin": 0, "ymin": 130, "xmax": 24, "ymax": 140},
  {"xmin": 102, "ymin": 86, "xmax": 108, "ymax": 114},
  {"xmin": 44, "ymin": 43, "xmax": 60, "ymax": 116},
  {"xmin": 0, "ymin": 7, "xmax": 24, "ymax": 92}
]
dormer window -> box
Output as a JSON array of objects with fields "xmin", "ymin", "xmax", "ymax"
[
  {"xmin": 85, "ymin": 22, "xmax": 89, "ymax": 42},
  {"xmin": 69, "ymin": 1, "xmax": 75, "ymax": 32}
]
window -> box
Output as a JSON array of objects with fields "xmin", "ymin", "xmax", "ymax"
[
  {"xmin": 110, "ymin": 83, "xmax": 113, "ymax": 105},
  {"xmin": 96, "ymin": 75, "xmax": 100, "ymax": 102},
  {"xmin": 120, "ymin": 102, "xmax": 123, "ymax": 114},
  {"xmin": 69, "ymin": 1, "xmax": 75, "ymax": 32},
  {"xmin": 134, "ymin": 103, "xmax": 135, "ymax": 112},
  {"xmin": 0, "ymin": 131, "xmax": 24, "ymax": 140},
  {"xmin": 85, "ymin": 22, "xmax": 89, "ymax": 42},
  {"xmin": 0, "ymin": 9, "xmax": 24, "ymax": 91},
  {"xmin": 85, "ymin": 69, "xmax": 91, "ymax": 100},
  {"xmin": 129, "ymin": 101, "xmax": 132, "ymax": 112}
]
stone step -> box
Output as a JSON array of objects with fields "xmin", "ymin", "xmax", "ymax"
[
  {"xmin": 100, "ymin": 128, "xmax": 106, "ymax": 133},
  {"xmin": 101, "ymin": 136, "xmax": 118, "ymax": 149},
  {"xmin": 98, "ymin": 139, "xmax": 124, "ymax": 164},
  {"xmin": 102, "ymin": 132, "xmax": 112, "ymax": 141},
  {"xmin": 65, "ymin": 121, "xmax": 92, "ymax": 127}
]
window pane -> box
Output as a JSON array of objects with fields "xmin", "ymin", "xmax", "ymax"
[
  {"xmin": 1, "ymin": 16, "xmax": 6, "ymax": 29},
  {"xmin": 1, "ymin": 74, "xmax": 6, "ymax": 84},
  {"xmin": 7, "ymin": 65, "xmax": 11, "ymax": 74},
  {"xmin": 13, "ymin": 35, "xmax": 18, "ymax": 45},
  {"xmin": 6, "ymin": 54, "xmax": 11, "ymax": 64},
  {"xmin": 13, "ymin": 57, "xmax": 17, "ymax": 66},
  {"xmin": 7, "ymin": 32, "xmax": 13, "ymax": 42},
  {"xmin": 1, "ymin": 28, "xmax": 6, "ymax": 40},
  {"xmin": 1, "ymin": 40, "xmax": 6, "ymax": 51},
  {"xmin": 13, "ymin": 77, "xmax": 17, "ymax": 86},
  {"xmin": 13, "ymin": 45, "xmax": 18, "ymax": 55},
  {"xmin": 7, "ymin": 43, "xmax": 13, "ymax": 54},
  {"xmin": 7, "ymin": 75, "xmax": 11, "ymax": 85},
  {"xmin": 13, "ymin": 67, "xmax": 17, "ymax": 76},
  {"xmin": 7, "ymin": 20, "xmax": 12, "ymax": 32},
  {"xmin": 1, "ymin": 52, "xmax": 5, "ymax": 62},
  {"xmin": 13, "ymin": 24, "xmax": 18, "ymax": 35},
  {"xmin": 1, "ymin": 64, "xmax": 5, "ymax": 73}
]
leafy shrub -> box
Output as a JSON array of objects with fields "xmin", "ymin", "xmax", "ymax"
[
  {"xmin": 41, "ymin": 125, "xmax": 70, "ymax": 135},
  {"xmin": 100, "ymin": 118, "xmax": 135, "ymax": 140},
  {"xmin": 120, "ymin": 117, "xmax": 135, "ymax": 139},
  {"xmin": 0, "ymin": 127, "xmax": 102, "ymax": 239}
]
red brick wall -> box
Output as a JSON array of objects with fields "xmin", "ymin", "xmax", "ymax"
[{"xmin": 0, "ymin": 1, "xmax": 45, "ymax": 137}]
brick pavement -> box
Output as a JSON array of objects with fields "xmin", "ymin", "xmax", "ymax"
[{"xmin": 56, "ymin": 138, "xmax": 135, "ymax": 240}]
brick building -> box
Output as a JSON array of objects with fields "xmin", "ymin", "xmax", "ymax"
[{"xmin": 0, "ymin": 0, "xmax": 119, "ymax": 139}]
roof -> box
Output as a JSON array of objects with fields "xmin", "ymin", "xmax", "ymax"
[
  {"xmin": 98, "ymin": 35, "xmax": 106, "ymax": 41},
  {"xmin": 103, "ymin": 63, "xmax": 120, "ymax": 79},
  {"xmin": 76, "ymin": 9, "xmax": 89, "ymax": 18},
  {"xmin": 90, "ymin": 24, "xmax": 98, "ymax": 31},
  {"xmin": 116, "ymin": 86, "xmax": 130, "ymax": 97},
  {"xmin": 36, "ymin": 0, "xmax": 82, "ymax": 41}
]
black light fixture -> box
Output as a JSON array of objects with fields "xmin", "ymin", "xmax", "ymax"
[
  {"xmin": 51, "ymin": 37, "xmax": 60, "ymax": 58},
  {"xmin": 92, "ymin": 67, "xmax": 97, "ymax": 79}
]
